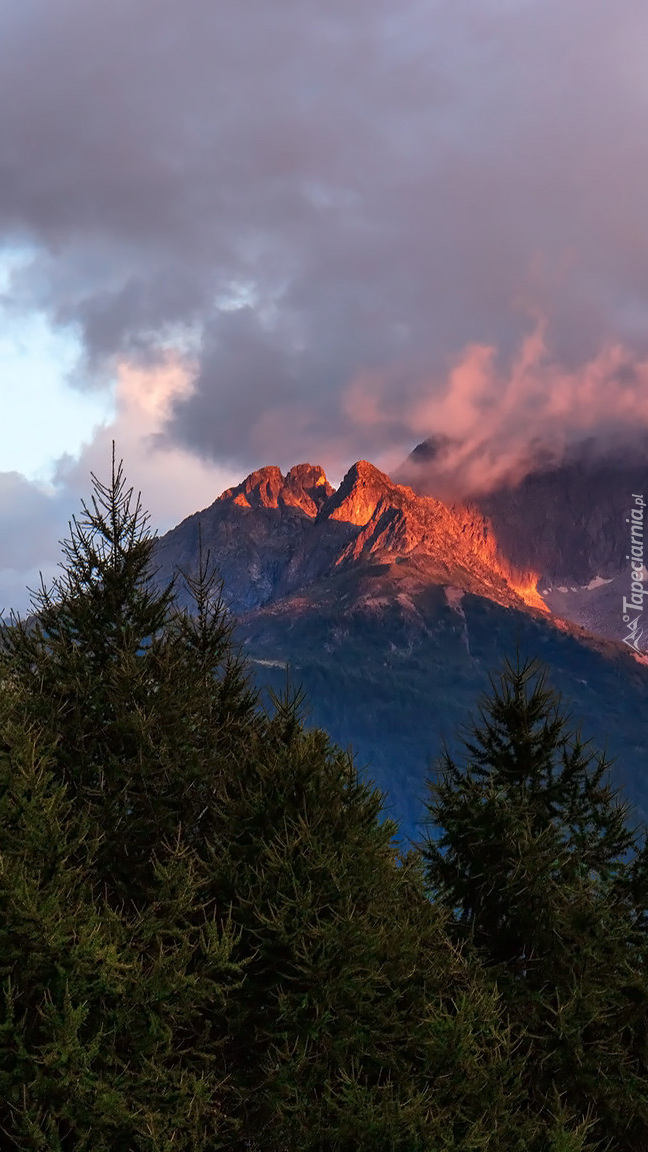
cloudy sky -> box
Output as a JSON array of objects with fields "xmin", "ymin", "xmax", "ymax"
[{"xmin": 2, "ymin": 0, "xmax": 648, "ymax": 610}]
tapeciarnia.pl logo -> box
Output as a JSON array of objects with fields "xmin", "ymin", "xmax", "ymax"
[{"xmin": 622, "ymin": 493, "xmax": 646, "ymax": 653}]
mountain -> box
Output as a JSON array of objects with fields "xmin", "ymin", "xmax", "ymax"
[
  {"xmin": 399, "ymin": 437, "xmax": 648, "ymax": 645},
  {"xmin": 154, "ymin": 453, "xmax": 648, "ymax": 841},
  {"xmin": 155, "ymin": 458, "xmax": 544, "ymax": 616}
]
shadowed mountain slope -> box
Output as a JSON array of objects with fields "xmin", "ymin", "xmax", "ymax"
[
  {"xmin": 399, "ymin": 438, "xmax": 648, "ymax": 643},
  {"xmin": 154, "ymin": 454, "xmax": 648, "ymax": 841},
  {"xmin": 155, "ymin": 458, "xmax": 545, "ymax": 616}
]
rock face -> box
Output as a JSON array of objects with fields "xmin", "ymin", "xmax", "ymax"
[
  {"xmin": 153, "ymin": 449, "xmax": 648, "ymax": 840},
  {"xmin": 155, "ymin": 463, "xmax": 349, "ymax": 613},
  {"xmin": 222, "ymin": 464, "xmax": 333, "ymax": 515},
  {"xmin": 399, "ymin": 438, "xmax": 648, "ymax": 643},
  {"xmin": 154, "ymin": 458, "xmax": 548, "ymax": 618},
  {"xmin": 324, "ymin": 460, "xmax": 397, "ymax": 527},
  {"xmin": 402, "ymin": 438, "xmax": 648, "ymax": 585},
  {"xmin": 154, "ymin": 444, "xmax": 648, "ymax": 645}
]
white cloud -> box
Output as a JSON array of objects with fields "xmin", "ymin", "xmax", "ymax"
[{"xmin": 1, "ymin": 351, "xmax": 240, "ymax": 613}]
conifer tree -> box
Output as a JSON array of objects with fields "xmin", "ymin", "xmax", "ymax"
[
  {"xmin": 0, "ymin": 459, "xmax": 599, "ymax": 1149},
  {"xmin": 0, "ymin": 711, "xmax": 242, "ymax": 1150},
  {"xmin": 206, "ymin": 688, "xmax": 585, "ymax": 1152},
  {"xmin": 0, "ymin": 448, "xmax": 257, "ymax": 900},
  {"xmin": 422, "ymin": 655, "xmax": 648, "ymax": 1149}
]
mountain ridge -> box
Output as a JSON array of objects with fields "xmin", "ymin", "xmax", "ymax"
[
  {"xmin": 155, "ymin": 456, "xmax": 547, "ymax": 619},
  {"xmin": 153, "ymin": 449, "xmax": 648, "ymax": 840}
]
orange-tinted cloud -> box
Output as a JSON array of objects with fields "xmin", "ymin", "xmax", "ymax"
[
  {"xmin": 56, "ymin": 351, "xmax": 240, "ymax": 530},
  {"xmin": 347, "ymin": 319, "xmax": 648, "ymax": 495},
  {"xmin": 1, "ymin": 0, "xmax": 648, "ymax": 480},
  {"xmin": 5, "ymin": 0, "xmax": 648, "ymax": 597}
]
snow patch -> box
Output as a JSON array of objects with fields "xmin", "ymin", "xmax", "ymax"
[
  {"xmin": 445, "ymin": 586, "xmax": 465, "ymax": 611},
  {"xmin": 585, "ymin": 576, "xmax": 613, "ymax": 590}
]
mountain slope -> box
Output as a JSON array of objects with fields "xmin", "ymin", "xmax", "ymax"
[
  {"xmin": 155, "ymin": 455, "xmax": 648, "ymax": 842},
  {"xmin": 237, "ymin": 558, "xmax": 648, "ymax": 841},
  {"xmin": 155, "ymin": 458, "xmax": 545, "ymax": 615},
  {"xmin": 399, "ymin": 437, "xmax": 648, "ymax": 644}
]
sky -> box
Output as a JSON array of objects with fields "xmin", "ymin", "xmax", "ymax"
[{"xmin": 2, "ymin": 0, "xmax": 648, "ymax": 611}]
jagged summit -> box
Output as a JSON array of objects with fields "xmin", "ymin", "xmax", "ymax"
[
  {"xmin": 155, "ymin": 457, "xmax": 545, "ymax": 617},
  {"xmin": 153, "ymin": 447, "xmax": 648, "ymax": 645},
  {"xmin": 282, "ymin": 464, "xmax": 333, "ymax": 515},
  {"xmin": 151, "ymin": 451, "xmax": 648, "ymax": 844},
  {"xmin": 322, "ymin": 460, "xmax": 407, "ymax": 527},
  {"xmin": 221, "ymin": 463, "xmax": 333, "ymax": 514}
]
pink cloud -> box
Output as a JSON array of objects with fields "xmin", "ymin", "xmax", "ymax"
[
  {"xmin": 56, "ymin": 351, "xmax": 240, "ymax": 530},
  {"xmin": 347, "ymin": 319, "xmax": 648, "ymax": 495}
]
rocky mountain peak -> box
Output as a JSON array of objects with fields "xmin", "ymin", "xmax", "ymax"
[
  {"xmin": 323, "ymin": 460, "xmax": 406, "ymax": 527},
  {"xmin": 282, "ymin": 464, "xmax": 334, "ymax": 515},
  {"xmin": 157, "ymin": 454, "xmax": 550, "ymax": 617},
  {"xmin": 221, "ymin": 463, "xmax": 333, "ymax": 515},
  {"xmin": 222, "ymin": 465, "xmax": 284, "ymax": 509}
]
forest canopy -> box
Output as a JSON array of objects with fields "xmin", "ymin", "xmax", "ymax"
[{"xmin": 0, "ymin": 455, "xmax": 647, "ymax": 1151}]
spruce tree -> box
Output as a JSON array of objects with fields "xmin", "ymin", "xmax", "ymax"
[
  {"xmin": 422, "ymin": 655, "xmax": 648, "ymax": 1149},
  {"xmin": 0, "ymin": 459, "xmax": 600, "ymax": 1149},
  {"xmin": 206, "ymin": 688, "xmax": 585, "ymax": 1152},
  {"xmin": 0, "ymin": 453, "xmax": 254, "ymax": 1145},
  {"xmin": 0, "ymin": 711, "xmax": 243, "ymax": 1150},
  {"xmin": 0, "ymin": 449, "xmax": 257, "ymax": 901}
]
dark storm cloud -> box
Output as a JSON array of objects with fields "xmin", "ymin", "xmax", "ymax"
[{"xmin": 2, "ymin": 0, "xmax": 648, "ymax": 482}]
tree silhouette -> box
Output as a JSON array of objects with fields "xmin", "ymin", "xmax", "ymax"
[{"xmin": 423, "ymin": 654, "xmax": 648, "ymax": 1149}]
